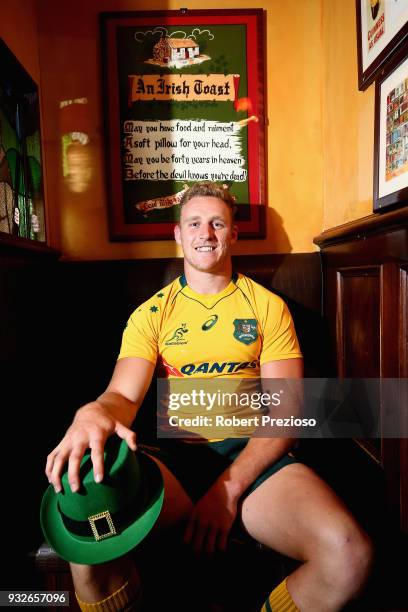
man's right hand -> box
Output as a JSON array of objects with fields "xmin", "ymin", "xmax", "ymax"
[
  {"xmin": 45, "ymin": 401, "xmax": 137, "ymax": 494},
  {"xmin": 45, "ymin": 356, "xmax": 155, "ymax": 494}
]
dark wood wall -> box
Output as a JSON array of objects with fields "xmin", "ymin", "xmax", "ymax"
[
  {"xmin": 315, "ymin": 207, "xmax": 408, "ymax": 532},
  {"xmin": 0, "ymin": 243, "xmax": 59, "ymax": 589}
]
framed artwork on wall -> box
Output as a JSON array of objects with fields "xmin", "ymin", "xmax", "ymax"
[
  {"xmin": 0, "ymin": 38, "xmax": 46, "ymax": 247},
  {"xmin": 374, "ymin": 44, "xmax": 408, "ymax": 212},
  {"xmin": 100, "ymin": 9, "xmax": 266, "ymax": 241},
  {"xmin": 356, "ymin": 0, "xmax": 408, "ymax": 91}
]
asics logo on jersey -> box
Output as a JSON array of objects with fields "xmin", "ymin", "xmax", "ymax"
[{"xmin": 202, "ymin": 315, "xmax": 218, "ymax": 331}]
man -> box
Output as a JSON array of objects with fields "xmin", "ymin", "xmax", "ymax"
[{"xmin": 46, "ymin": 182, "xmax": 373, "ymax": 611}]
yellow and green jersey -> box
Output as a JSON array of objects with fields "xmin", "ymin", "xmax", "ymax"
[
  {"xmin": 118, "ymin": 273, "xmax": 302, "ymax": 438},
  {"xmin": 119, "ymin": 272, "xmax": 301, "ymax": 376}
]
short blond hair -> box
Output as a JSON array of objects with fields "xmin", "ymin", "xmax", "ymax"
[{"xmin": 179, "ymin": 182, "xmax": 236, "ymax": 217}]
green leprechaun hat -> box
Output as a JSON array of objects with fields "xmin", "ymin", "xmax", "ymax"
[{"xmin": 40, "ymin": 437, "xmax": 164, "ymax": 564}]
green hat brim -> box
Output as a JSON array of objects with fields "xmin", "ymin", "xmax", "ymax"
[{"xmin": 40, "ymin": 452, "xmax": 164, "ymax": 565}]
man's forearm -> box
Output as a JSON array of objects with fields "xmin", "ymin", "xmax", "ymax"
[
  {"xmin": 216, "ymin": 437, "xmax": 296, "ymax": 501},
  {"xmin": 74, "ymin": 391, "xmax": 139, "ymax": 428}
]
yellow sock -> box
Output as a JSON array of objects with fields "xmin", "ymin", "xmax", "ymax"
[
  {"xmin": 260, "ymin": 578, "xmax": 300, "ymax": 612},
  {"xmin": 75, "ymin": 577, "xmax": 142, "ymax": 612}
]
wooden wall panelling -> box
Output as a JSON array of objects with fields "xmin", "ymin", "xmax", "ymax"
[
  {"xmin": 336, "ymin": 265, "xmax": 382, "ymax": 464},
  {"xmin": 315, "ymin": 207, "xmax": 408, "ymax": 532},
  {"xmin": 399, "ymin": 265, "xmax": 408, "ymax": 532},
  {"xmin": 400, "ymin": 265, "xmax": 408, "ymax": 378},
  {"xmin": 336, "ymin": 265, "xmax": 381, "ymax": 378},
  {"xmin": 380, "ymin": 263, "xmax": 401, "ymax": 524}
]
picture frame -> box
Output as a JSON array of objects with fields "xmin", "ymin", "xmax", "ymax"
[
  {"xmin": 100, "ymin": 9, "xmax": 265, "ymax": 241},
  {"xmin": 356, "ymin": 0, "xmax": 408, "ymax": 91},
  {"xmin": 0, "ymin": 38, "xmax": 46, "ymax": 248},
  {"xmin": 373, "ymin": 44, "xmax": 408, "ymax": 212}
]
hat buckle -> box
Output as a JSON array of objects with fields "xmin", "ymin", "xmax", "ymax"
[{"xmin": 88, "ymin": 510, "xmax": 117, "ymax": 541}]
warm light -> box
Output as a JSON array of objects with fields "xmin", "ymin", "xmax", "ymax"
[
  {"xmin": 60, "ymin": 98, "xmax": 92, "ymax": 193},
  {"xmin": 64, "ymin": 139, "xmax": 92, "ymax": 194}
]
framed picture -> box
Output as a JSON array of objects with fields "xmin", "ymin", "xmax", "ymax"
[
  {"xmin": 373, "ymin": 44, "xmax": 408, "ymax": 212},
  {"xmin": 100, "ymin": 9, "xmax": 265, "ymax": 240},
  {"xmin": 0, "ymin": 38, "xmax": 46, "ymax": 247},
  {"xmin": 356, "ymin": 0, "xmax": 408, "ymax": 91}
]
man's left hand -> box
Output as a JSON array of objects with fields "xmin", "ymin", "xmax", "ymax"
[{"xmin": 183, "ymin": 480, "xmax": 238, "ymax": 555}]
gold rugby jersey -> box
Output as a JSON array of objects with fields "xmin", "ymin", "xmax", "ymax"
[
  {"xmin": 118, "ymin": 273, "xmax": 302, "ymax": 437},
  {"xmin": 118, "ymin": 272, "xmax": 302, "ymax": 376}
]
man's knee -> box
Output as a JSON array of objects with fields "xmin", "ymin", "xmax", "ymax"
[
  {"xmin": 337, "ymin": 529, "xmax": 374, "ymax": 596},
  {"xmin": 318, "ymin": 523, "xmax": 374, "ymax": 596}
]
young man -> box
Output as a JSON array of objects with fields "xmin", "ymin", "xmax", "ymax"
[{"xmin": 46, "ymin": 182, "xmax": 373, "ymax": 611}]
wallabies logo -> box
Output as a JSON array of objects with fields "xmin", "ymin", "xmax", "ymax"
[
  {"xmin": 233, "ymin": 319, "xmax": 258, "ymax": 345},
  {"xmin": 165, "ymin": 323, "xmax": 189, "ymax": 346}
]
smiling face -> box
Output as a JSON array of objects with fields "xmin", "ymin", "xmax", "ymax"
[{"xmin": 174, "ymin": 196, "xmax": 238, "ymax": 277}]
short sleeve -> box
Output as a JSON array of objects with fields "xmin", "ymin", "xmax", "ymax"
[
  {"xmin": 117, "ymin": 307, "xmax": 158, "ymax": 364},
  {"xmin": 260, "ymin": 297, "xmax": 302, "ymax": 365}
]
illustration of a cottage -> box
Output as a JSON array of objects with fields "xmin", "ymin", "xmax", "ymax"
[{"xmin": 153, "ymin": 37, "xmax": 199, "ymax": 63}]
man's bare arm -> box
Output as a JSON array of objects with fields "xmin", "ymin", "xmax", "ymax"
[
  {"xmin": 217, "ymin": 357, "xmax": 303, "ymax": 497},
  {"xmin": 184, "ymin": 357, "xmax": 303, "ymax": 554},
  {"xmin": 46, "ymin": 357, "xmax": 155, "ymax": 493}
]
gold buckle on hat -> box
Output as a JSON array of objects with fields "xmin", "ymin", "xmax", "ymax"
[{"xmin": 88, "ymin": 511, "xmax": 117, "ymax": 541}]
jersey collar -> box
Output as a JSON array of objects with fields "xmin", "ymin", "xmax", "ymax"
[
  {"xmin": 178, "ymin": 272, "xmax": 239, "ymax": 306},
  {"xmin": 179, "ymin": 271, "xmax": 238, "ymax": 288}
]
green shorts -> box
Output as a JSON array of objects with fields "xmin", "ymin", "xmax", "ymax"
[{"xmin": 140, "ymin": 438, "xmax": 298, "ymax": 503}]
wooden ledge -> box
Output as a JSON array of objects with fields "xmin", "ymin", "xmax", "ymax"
[
  {"xmin": 314, "ymin": 207, "xmax": 408, "ymax": 249},
  {"xmin": 0, "ymin": 235, "xmax": 60, "ymax": 258}
]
